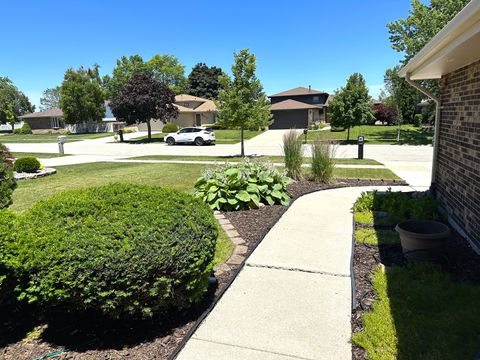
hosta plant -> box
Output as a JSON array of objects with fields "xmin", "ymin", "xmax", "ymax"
[{"xmin": 195, "ymin": 160, "xmax": 291, "ymax": 211}]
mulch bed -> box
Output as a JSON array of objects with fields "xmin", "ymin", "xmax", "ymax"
[
  {"xmin": 352, "ymin": 221, "xmax": 480, "ymax": 359},
  {"xmin": 0, "ymin": 178, "xmax": 405, "ymax": 360}
]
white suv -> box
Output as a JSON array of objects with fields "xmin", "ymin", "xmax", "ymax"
[{"xmin": 164, "ymin": 127, "xmax": 215, "ymax": 146}]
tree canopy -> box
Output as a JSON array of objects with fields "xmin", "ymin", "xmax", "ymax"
[
  {"xmin": 40, "ymin": 86, "xmax": 61, "ymax": 110},
  {"xmin": 104, "ymin": 54, "xmax": 187, "ymax": 98},
  {"xmin": 59, "ymin": 65, "xmax": 105, "ymax": 125},
  {"xmin": 329, "ymin": 73, "xmax": 374, "ymax": 140},
  {"xmin": 388, "ymin": 0, "xmax": 470, "ymax": 63},
  {"xmin": 0, "ymin": 77, "xmax": 35, "ymax": 130},
  {"xmin": 109, "ymin": 72, "xmax": 178, "ymax": 140},
  {"xmin": 188, "ymin": 63, "xmax": 224, "ymax": 99},
  {"xmin": 217, "ymin": 49, "xmax": 272, "ymax": 156}
]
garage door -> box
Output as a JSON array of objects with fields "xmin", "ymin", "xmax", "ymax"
[{"xmin": 270, "ymin": 110, "xmax": 309, "ymax": 129}]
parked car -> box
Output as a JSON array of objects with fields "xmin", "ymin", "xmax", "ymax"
[{"xmin": 164, "ymin": 127, "xmax": 215, "ymax": 146}]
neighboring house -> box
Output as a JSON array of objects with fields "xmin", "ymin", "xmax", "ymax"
[
  {"xmin": 399, "ymin": 0, "xmax": 480, "ymax": 250},
  {"xmin": 19, "ymin": 103, "xmax": 121, "ymax": 134},
  {"xmin": 19, "ymin": 108, "xmax": 63, "ymax": 132},
  {"xmin": 138, "ymin": 94, "xmax": 217, "ymax": 131},
  {"xmin": 268, "ymin": 86, "xmax": 329, "ymax": 129}
]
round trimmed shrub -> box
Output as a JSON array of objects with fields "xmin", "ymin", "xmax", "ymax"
[
  {"xmin": 13, "ymin": 157, "xmax": 41, "ymax": 173},
  {"xmin": 0, "ymin": 209, "xmax": 16, "ymax": 301},
  {"xmin": 162, "ymin": 122, "xmax": 179, "ymax": 133},
  {"xmin": 12, "ymin": 184, "xmax": 218, "ymax": 319},
  {"xmin": 0, "ymin": 143, "xmax": 16, "ymax": 209},
  {"xmin": 13, "ymin": 123, "xmax": 32, "ymax": 135}
]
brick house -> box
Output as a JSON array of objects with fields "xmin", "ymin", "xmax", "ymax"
[
  {"xmin": 269, "ymin": 87, "xmax": 329, "ymax": 129},
  {"xmin": 399, "ymin": 0, "xmax": 480, "ymax": 250}
]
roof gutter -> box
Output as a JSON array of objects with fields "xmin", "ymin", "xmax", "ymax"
[{"xmin": 405, "ymin": 73, "xmax": 440, "ymax": 188}]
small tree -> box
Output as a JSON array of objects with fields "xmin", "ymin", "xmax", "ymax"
[
  {"xmin": 329, "ymin": 73, "xmax": 374, "ymax": 141},
  {"xmin": 110, "ymin": 72, "xmax": 178, "ymax": 140},
  {"xmin": 217, "ymin": 49, "xmax": 272, "ymax": 156},
  {"xmin": 188, "ymin": 63, "xmax": 224, "ymax": 99},
  {"xmin": 60, "ymin": 65, "xmax": 105, "ymax": 125},
  {"xmin": 0, "ymin": 77, "xmax": 35, "ymax": 130}
]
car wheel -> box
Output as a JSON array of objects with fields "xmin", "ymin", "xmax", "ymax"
[
  {"xmin": 166, "ymin": 137, "xmax": 175, "ymax": 146},
  {"xmin": 194, "ymin": 137, "xmax": 205, "ymax": 146}
]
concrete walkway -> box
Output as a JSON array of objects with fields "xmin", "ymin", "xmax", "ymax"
[{"xmin": 177, "ymin": 186, "xmax": 412, "ymax": 360}]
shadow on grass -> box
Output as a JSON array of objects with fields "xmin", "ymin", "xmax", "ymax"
[
  {"xmin": 122, "ymin": 138, "xmax": 165, "ymax": 144},
  {"xmin": 0, "ymin": 285, "xmax": 217, "ymax": 352}
]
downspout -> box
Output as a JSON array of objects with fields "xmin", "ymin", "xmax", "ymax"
[{"xmin": 405, "ymin": 72, "xmax": 441, "ymax": 190}]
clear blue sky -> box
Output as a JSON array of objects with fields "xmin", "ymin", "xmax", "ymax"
[{"xmin": 1, "ymin": 0, "xmax": 412, "ymax": 108}]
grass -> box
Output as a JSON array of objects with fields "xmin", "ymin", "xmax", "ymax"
[
  {"xmin": 333, "ymin": 168, "xmax": 399, "ymax": 180},
  {"xmin": 12, "ymin": 152, "xmax": 62, "ymax": 158},
  {"xmin": 214, "ymin": 227, "xmax": 235, "ymax": 265},
  {"xmin": 307, "ymin": 125, "xmax": 433, "ymax": 145},
  {"xmin": 128, "ymin": 155, "xmax": 382, "ymax": 166},
  {"xmin": 352, "ymin": 264, "xmax": 480, "ymax": 359},
  {"xmin": 355, "ymin": 228, "xmax": 399, "ymax": 246},
  {"xmin": 0, "ymin": 133, "xmax": 113, "ymax": 143}
]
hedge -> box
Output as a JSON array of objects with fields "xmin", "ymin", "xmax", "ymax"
[
  {"xmin": 11, "ymin": 184, "xmax": 218, "ymax": 319},
  {"xmin": 0, "ymin": 209, "xmax": 16, "ymax": 301},
  {"xmin": 162, "ymin": 122, "xmax": 179, "ymax": 133},
  {"xmin": 0, "ymin": 143, "xmax": 16, "ymax": 209},
  {"xmin": 13, "ymin": 123, "xmax": 32, "ymax": 135},
  {"xmin": 13, "ymin": 157, "xmax": 41, "ymax": 173}
]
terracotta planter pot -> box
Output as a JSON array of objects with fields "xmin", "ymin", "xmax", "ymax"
[{"xmin": 395, "ymin": 220, "xmax": 450, "ymax": 261}]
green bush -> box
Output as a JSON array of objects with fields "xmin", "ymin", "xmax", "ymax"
[
  {"xmin": 310, "ymin": 139, "xmax": 336, "ymax": 183},
  {"xmin": 195, "ymin": 160, "xmax": 291, "ymax": 211},
  {"xmin": 13, "ymin": 123, "xmax": 32, "ymax": 135},
  {"xmin": 282, "ymin": 130, "xmax": 303, "ymax": 180},
  {"xmin": 162, "ymin": 122, "xmax": 179, "ymax": 133},
  {"xmin": 0, "ymin": 209, "xmax": 16, "ymax": 300},
  {"xmin": 0, "ymin": 143, "xmax": 16, "ymax": 209},
  {"xmin": 352, "ymin": 189, "xmax": 439, "ymax": 223},
  {"xmin": 10, "ymin": 184, "xmax": 218, "ymax": 319},
  {"xmin": 13, "ymin": 157, "xmax": 40, "ymax": 173},
  {"xmin": 414, "ymin": 114, "xmax": 423, "ymax": 127}
]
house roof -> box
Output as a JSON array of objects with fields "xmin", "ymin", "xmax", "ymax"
[
  {"xmin": 175, "ymin": 94, "xmax": 209, "ymax": 102},
  {"xmin": 269, "ymin": 86, "xmax": 325, "ymax": 97},
  {"xmin": 270, "ymin": 99, "xmax": 322, "ymax": 111},
  {"xmin": 324, "ymin": 94, "xmax": 335, "ymax": 106},
  {"xmin": 398, "ymin": 1, "xmax": 480, "ymax": 80},
  {"xmin": 19, "ymin": 108, "xmax": 63, "ymax": 119}
]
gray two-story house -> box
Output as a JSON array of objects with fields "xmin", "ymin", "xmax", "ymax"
[{"xmin": 269, "ymin": 86, "xmax": 329, "ymax": 129}]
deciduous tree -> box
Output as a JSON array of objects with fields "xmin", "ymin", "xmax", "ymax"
[
  {"xmin": 188, "ymin": 63, "xmax": 224, "ymax": 99},
  {"xmin": 329, "ymin": 73, "xmax": 374, "ymax": 141},
  {"xmin": 40, "ymin": 86, "xmax": 61, "ymax": 110},
  {"xmin": 109, "ymin": 72, "xmax": 178, "ymax": 141},
  {"xmin": 147, "ymin": 54, "xmax": 187, "ymax": 94},
  {"xmin": 0, "ymin": 77, "xmax": 35, "ymax": 131},
  {"xmin": 59, "ymin": 65, "xmax": 105, "ymax": 125},
  {"xmin": 217, "ymin": 49, "xmax": 272, "ymax": 156}
]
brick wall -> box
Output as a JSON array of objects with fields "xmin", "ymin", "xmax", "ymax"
[{"xmin": 437, "ymin": 59, "xmax": 480, "ymax": 244}]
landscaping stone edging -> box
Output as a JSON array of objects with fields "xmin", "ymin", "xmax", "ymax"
[
  {"xmin": 213, "ymin": 210, "xmax": 248, "ymax": 275},
  {"xmin": 14, "ymin": 168, "xmax": 56, "ymax": 180}
]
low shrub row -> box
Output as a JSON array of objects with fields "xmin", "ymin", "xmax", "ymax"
[
  {"xmin": 13, "ymin": 123, "xmax": 32, "ymax": 135},
  {"xmin": 1, "ymin": 184, "xmax": 218, "ymax": 319},
  {"xmin": 162, "ymin": 122, "xmax": 179, "ymax": 133},
  {"xmin": 13, "ymin": 156, "xmax": 41, "ymax": 173},
  {"xmin": 195, "ymin": 160, "xmax": 291, "ymax": 211}
]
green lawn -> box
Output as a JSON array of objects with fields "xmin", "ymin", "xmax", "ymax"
[
  {"xmin": 213, "ymin": 129, "xmax": 262, "ymax": 144},
  {"xmin": 129, "ymin": 155, "xmax": 382, "ymax": 166},
  {"xmin": 333, "ymin": 168, "xmax": 399, "ymax": 180},
  {"xmin": 12, "ymin": 152, "xmax": 62, "ymax": 158},
  {"xmin": 0, "ymin": 133, "xmax": 113, "ymax": 143},
  {"xmin": 307, "ymin": 125, "xmax": 433, "ymax": 145},
  {"xmin": 352, "ymin": 264, "xmax": 480, "ymax": 359}
]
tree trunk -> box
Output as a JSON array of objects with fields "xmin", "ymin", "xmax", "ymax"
[
  {"xmin": 240, "ymin": 126, "xmax": 245, "ymax": 157},
  {"xmin": 11, "ymin": 123, "xmax": 14, "ymax": 133},
  {"xmin": 147, "ymin": 120, "xmax": 152, "ymax": 141},
  {"xmin": 347, "ymin": 127, "xmax": 350, "ymax": 141}
]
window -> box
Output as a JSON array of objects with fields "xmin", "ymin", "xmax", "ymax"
[
  {"xmin": 312, "ymin": 96, "xmax": 320, "ymax": 103},
  {"xmin": 51, "ymin": 117, "xmax": 60, "ymax": 129}
]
